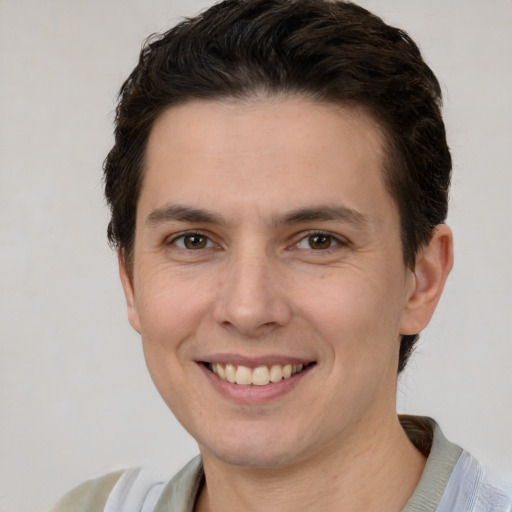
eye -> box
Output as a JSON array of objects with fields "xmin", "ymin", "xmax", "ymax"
[
  {"xmin": 295, "ymin": 232, "xmax": 342, "ymax": 251},
  {"xmin": 173, "ymin": 233, "xmax": 215, "ymax": 250}
]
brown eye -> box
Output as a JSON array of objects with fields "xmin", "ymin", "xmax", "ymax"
[
  {"xmin": 184, "ymin": 234, "xmax": 207, "ymax": 249},
  {"xmin": 308, "ymin": 234, "xmax": 333, "ymax": 250},
  {"xmin": 295, "ymin": 232, "xmax": 342, "ymax": 251},
  {"xmin": 175, "ymin": 234, "xmax": 211, "ymax": 249}
]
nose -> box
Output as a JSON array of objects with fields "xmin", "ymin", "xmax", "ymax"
[{"xmin": 213, "ymin": 245, "xmax": 293, "ymax": 337}]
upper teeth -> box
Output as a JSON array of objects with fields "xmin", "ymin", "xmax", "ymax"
[{"xmin": 209, "ymin": 363, "xmax": 305, "ymax": 386}]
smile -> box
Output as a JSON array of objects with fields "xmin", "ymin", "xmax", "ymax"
[{"xmin": 206, "ymin": 362, "xmax": 311, "ymax": 386}]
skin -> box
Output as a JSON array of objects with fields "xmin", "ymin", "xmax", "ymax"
[{"xmin": 119, "ymin": 96, "xmax": 453, "ymax": 511}]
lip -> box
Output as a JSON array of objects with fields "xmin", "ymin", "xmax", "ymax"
[{"xmin": 197, "ymin": 358, "xmax": 316, "ymax": 405}]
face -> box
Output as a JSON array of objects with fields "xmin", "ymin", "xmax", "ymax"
[{"xmin": 121, "ymin": 97, "xmax": 425, "ymax": 469}]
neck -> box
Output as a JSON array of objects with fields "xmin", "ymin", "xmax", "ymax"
[{"xmin": 195, "ymin": 413, "xmax": 426, "ymax": 512}]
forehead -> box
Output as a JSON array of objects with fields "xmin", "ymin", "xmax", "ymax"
[{"xmin": 140, "ymin": 96, "xmax": 394, "ymax": 226}]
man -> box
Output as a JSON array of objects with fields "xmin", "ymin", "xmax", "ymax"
[{"xmin": 52, "ymin": 0, "xmax": 511, "ymax": 510}]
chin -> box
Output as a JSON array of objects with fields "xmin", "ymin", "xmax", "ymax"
[
  {"xmin": 197, "ymin": 427, "xmax": 310, "ymax": 469},
  {"xmin": 207, "ymin": 444, "xmax": 299, "ymax": 469}
]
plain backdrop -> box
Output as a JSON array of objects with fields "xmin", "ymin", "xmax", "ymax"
[{"xmin": 1, "ymin": 1, "xmax": 511, "ymax": 511}]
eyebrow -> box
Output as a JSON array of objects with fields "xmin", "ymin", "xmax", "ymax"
[
  {"xmin": 145, "ymin": 203, "xmax": 368, "ymax": 228},
  {"xmin": 146, "ymin": 204, "xmax": 226, "ymax": 226},
  {"xmin": 276, "ymin": 205, "xmax": 368, "ymax": 227}
]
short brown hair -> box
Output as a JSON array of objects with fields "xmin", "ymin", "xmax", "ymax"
[{"xmin": 104, "ymin": 0, "xmax": 451, "ymax": 372}]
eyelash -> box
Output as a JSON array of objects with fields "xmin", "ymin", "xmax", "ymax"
[
  {"xmin": 293, "ymin": 230, "xmax": 347, "ymax": 252},
  {"xmin": 166, "ymin": 230, "xmax": 347, "ymax": 252},
  {"xmin": 166, "ymin": 231, "xmax": 217, "ymax": 250}
]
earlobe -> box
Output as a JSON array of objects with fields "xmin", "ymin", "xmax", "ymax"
[
  {"xmin": 118, "ymin": 249, "xmax": 142, "ymax": 334},
  {"xmin": 399, "ymin": 224, "xmax": 454, "ymax": 335}
]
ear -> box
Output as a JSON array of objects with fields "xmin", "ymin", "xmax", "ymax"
[
  {"xmin": 399, "ymin": 224, "xmax": 454, "ymax": 335},
  {"xmin": 118, "ymin": 249, "xmax": 141, "ymax": 334}
]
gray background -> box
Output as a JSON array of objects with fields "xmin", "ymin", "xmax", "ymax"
[{"xmin": 1, "ymin": 1, "xmax": 511, "ymax": 511}]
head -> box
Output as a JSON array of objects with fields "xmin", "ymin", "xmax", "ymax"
[{"xmin": 105, "ymin": 0, "xmax": 451, "ymax": 371}]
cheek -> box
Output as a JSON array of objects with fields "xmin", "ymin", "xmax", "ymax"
[
  {"xmin": 135, "ymin": 270, "xmax": 213, "ymax": 352},
  {"xmin": 134, "ymin": 272, "xmax": 213, "ymax": 417},
  {"xmin": 297, "ymin": 270, "xmax": 403, "ymax": 360},
  {"xmin": 299, "ymin": 272, "xmax": 381, "ymax": 331}
]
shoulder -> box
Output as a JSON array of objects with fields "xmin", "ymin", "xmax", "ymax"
[
  {"xmin": 50, "ymin": 457, "xmax": 203, "ymax": 512},
  {"xmin": 401, "ymin": 416, "xmax": 512, "ymax": 512},
  {"xmin": 50, "ymin": 469, "xmax": 125, "ymax": 512},
  {"xmin": 438, "ymin": 450, "xmax": 512, "ymax": 512}
]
